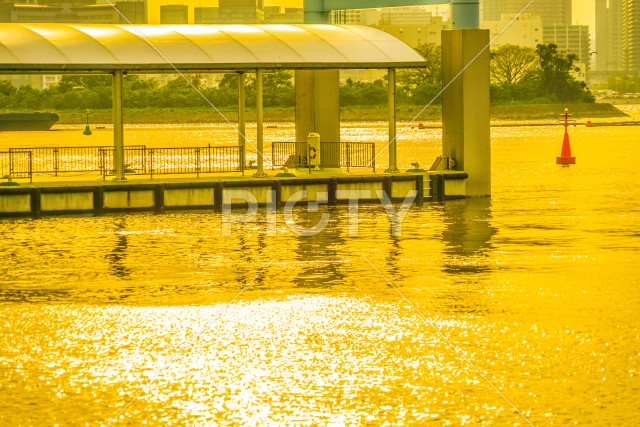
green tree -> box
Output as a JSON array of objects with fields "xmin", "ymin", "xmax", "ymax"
[
  {"xmin": 340, "ymin": 78, "xmax": 388, "ymax": 106},
  {"xmin": 262, "ymin": 71, "xmax": 295, "ymax": 107},
  {"xmin": 11, "ymin": 85, "xmax": 47, "ymax": 109},
  {"xmin": 55, "ymin": 75, "xmax": 112, "ymax": 93},
  {"xmin": 398, "ymin": 44, "xmax": 442, "ymax": 89},
  {"xmin": 490, "ymin": 44, "xmax": 538, "ymax": 85},
  {"xmin": 158, "ymin": 75, "xmax": 208, "ymax": 108},
  {"xmin": 397, "ymin": 44, "xmax": 442, "ymax": 105},
  {"xmin": 0, "ymin": 80, "xmax": 17, "ymax": 97},
  {"xmin": 535, "ymin": 43, "xmax": 594, "ymax": 102},
  {"xmin": 604, "ymin": 75, "xmax": 640, "ymax": 94}
]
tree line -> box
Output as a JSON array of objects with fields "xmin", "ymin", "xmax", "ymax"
[{"xmin": 0, "ymin": 43, "xmax": 594, "ymax": 111}]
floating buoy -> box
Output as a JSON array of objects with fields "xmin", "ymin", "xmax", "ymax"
[
  {"xmin": 557, "ymin": 108, "xmax": 576, "ymax": 165},
  {"xmin": 418, "ymin": 122, "xmax": 424, "ymax": 129},
  {"xmin": 586, "ymin": 119, "xmax": 592, "ymax": 127},
  {"xmin": 83, "ymin": 110, "xmax": 92, "ymax": 136}
]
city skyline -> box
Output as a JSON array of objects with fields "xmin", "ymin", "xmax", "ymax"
[
  {"xmin": 145, "ymin": 0, "xmax": 595, "ymax": 30},
  {"xmin": 148, "ymin": 0, "xmax": 301, "ymax": 24}
]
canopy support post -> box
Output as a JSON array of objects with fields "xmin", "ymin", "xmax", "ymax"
[
  {"xmin": 112, "ymin": 69, "xmax": 125, "ymax": 181},
  {"xmin": 386, "ymin": 67, "xmax": 398, "ymax": 173},
  {"xmin": 254, "ymin": 69, "xmax": 266, "ymax": 178},
  {"xmin": 238, "ymin": 72, "xmax": 246, "ymax": 169}
]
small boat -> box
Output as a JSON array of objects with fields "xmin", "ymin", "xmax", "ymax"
[{"xmin": 0, "ymin": 112, "xmax": 59, "ymax": 131}]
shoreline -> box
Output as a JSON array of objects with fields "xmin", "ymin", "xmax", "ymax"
[{"xmin": 48, "ymin": 102, "xmax": 628, "ymax": 125}]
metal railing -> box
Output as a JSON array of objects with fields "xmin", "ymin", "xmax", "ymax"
[
  {"xmin": 1, "ymin": 145, "xmax": 244, "ymax": 181},
  {"xmin": 9, "ymin": 145, "xmax": 145, "ymax": 175},
  {"xmin": 271, "ymin": 142, "xmax": 310, "ymax": 168},
  {"xmin": 99, "ymin": 146, "xmax": 148, "ymax": 178},
  {"xmin": 147, "ymin": 146, "xmax": 244, "ymax": 178},
  {"xmin": 1, "ymin": 150, "xmax": 32, "ymax": 182},
  {"xmin": 271, "ymin": 141, "xmax": 375, "ymax": 171}
]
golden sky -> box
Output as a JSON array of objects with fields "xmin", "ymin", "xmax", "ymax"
[{"xmin": 572, "ymin": 0, "xmax": 595, "ymax": 29}]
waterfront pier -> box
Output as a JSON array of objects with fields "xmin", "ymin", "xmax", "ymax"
[{"xmin": 0, "ymin": 18, "xmax": 488, "ymax": 216}]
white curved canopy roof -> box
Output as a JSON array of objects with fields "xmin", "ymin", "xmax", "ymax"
[{"xmin": 0, "ymin": 23, "xmax": 426, "ymax": 73}]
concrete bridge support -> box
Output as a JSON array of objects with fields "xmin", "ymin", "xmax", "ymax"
[
  {"xmin": 295, "ymin": 69, "xmax": 341, "ymax": 145},
  {"xmin": 442, "ymin": 29, "xmax": 490, "ymax": 197}
]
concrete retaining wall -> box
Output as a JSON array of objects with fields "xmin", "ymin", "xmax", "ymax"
[
  {"xmin": 104, "ymin": 190, "xmax": 155, "ymax": 210},
  {"xmin": 0, "ymin": 172, "xmax": 469, "ymax": 218},
  {"xmin": 0, "ymin": 193, "xmax": 30, "ymax": 213}
]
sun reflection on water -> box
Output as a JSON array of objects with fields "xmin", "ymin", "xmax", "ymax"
[{"xmin": 0, "ymin": 122, "xmax": 639, "ymax": 425}]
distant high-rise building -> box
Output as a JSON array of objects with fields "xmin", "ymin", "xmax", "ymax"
[
  {"xmin": 160, "ymin": 4, "xmax": 187, "ymax": 24},
  {"xmin": 116, "ymin": 1, "xmax": 146, "ymax": 24},
  {"xmin": 543, "ymin": 24, "xmax": 591, "ymax": 72},
  {"xmin": 218, "ymin": 0, "xmax": 263, "ymax": 23},
  {"xmin": 481, "ymin": 12, "xmax": 542, "ymax": 48},
  {"xmin": 596, "ymin": 0, "xmax": 623, "ymax": 71},
  {"xmin": 481, "ymin": 0, "xmax": 503, "ymax": 21},
  {"xmin": 375, "ymin": 8, "xmax": 447, "ymax": 48},
  {"xmin": 622, "ymin": 0, "xmax": 640, "ymax": 71},
  {"xmin": 4, "ymin": 0, "xmax": 146, "ymax": 24},
  {"xmin": 482, "ymin": 0, "xmax": 571, "ymax": 27},
  {"xmin": 266, "ymin": 7, "xmax": 303, "ymax": 24},
  {"xmin": 194, "ymin": 7, "xmax": 218, "ymax": 24},
  {"xmin": 379, "ymin": 6, "xmax": 433, "ymax": 26},
  {"xmin": 263, "ymin": 5, "xmax": 279, "ymax": 19},
  {"xmin": 0, "ymin": 1, "xmax": 12, "ymax": 22},
  {"xmin": 339, "ymin": 8, "xmax": 380, "ymax": 26}
]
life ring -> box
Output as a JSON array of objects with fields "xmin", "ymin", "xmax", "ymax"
[{"xmin": 309, "ymin": 146, "xmax": 317, "ymax": 160}]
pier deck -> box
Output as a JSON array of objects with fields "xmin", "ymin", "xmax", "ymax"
[{"xmin": 0, "ymin": 169, "xmax": 468, "ymax": 217}]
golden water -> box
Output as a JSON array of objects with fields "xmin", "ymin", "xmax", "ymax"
[{"xmin": 0, "ymin": 121, "xmax": 639, "ymax": 426}]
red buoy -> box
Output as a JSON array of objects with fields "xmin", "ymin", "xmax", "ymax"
[{"xmin": 557, "ymin": 108, "xmax": 576, "ymax": 165}]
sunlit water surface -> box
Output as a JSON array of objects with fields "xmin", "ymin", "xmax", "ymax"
[{"xmin": 1, "ymin": 121, "xmax": 639, "ymax": 426}]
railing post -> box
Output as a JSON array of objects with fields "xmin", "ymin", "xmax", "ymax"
[
  {"xmin": 240, "ymin": 147, "xmax": 245, "ymax": 176},
  {"xmin": 99, "ymin": 149, "xmax": 104, "ymax": 181},
  {"xmin": 54, "ymin": 148, "xmax": 59, "ymax": 176},
  {"xmin": 29, "ymin": 151, "xmax": 32, "ymax": 183},
  {"xmin": 196, "ymin": 147, "xmax": 200, "ymax": 178},
  {"xmin": 372, "ymin": 143, "xmax": 376, "ymax": 172},
  {"xmin": 9, "ymin": 150, "xmax": 13, "ymax": 178},
  {"xmin": 346, "ymin": 143, "xmax": 351, "ymax": 173},
  {"xmin": 137, "ymin": 147, "xmax": 147, "ymax": 175},
  {"xmin": 149, "ymin": 149, "xmax": 154, "ymax": 180},
  {"xmin": 271, "ymin": 143, "xmax": 275, "ymax": 170}
]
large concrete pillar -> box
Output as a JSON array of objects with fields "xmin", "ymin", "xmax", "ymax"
[
  {"xmin": 442, "ymin": 29, "xmax": 490, "ymax": 197},
  {"xmin": 112, "ymin": 70, "xmax": 125, "ymax": 181},
  {"xmin": 300, "ymin": 1, "xmax": 340, "ymax": 163},
  {"xmin": 295, "ymin": 69, "xmax": 340, "ymax": 144}
]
